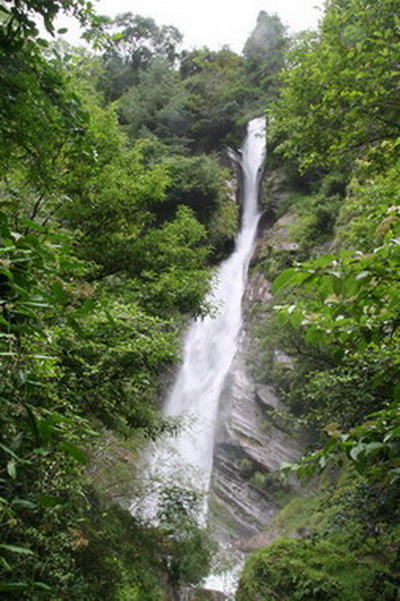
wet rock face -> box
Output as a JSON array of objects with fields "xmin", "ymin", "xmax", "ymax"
[
  {"xmin": 210, "ymin": 327, "xmax": 303, "ymax": 544},
  {"xmin": 209, "ymin": 210, "xmax": 305, "ymax": 546},
  {"xmin": 198, "ymin": 592, "xmax": 226, "ymax": 601},
  {"xmin": 245, "ymin": 271, "xmax": 273, "ymax": 304},
  {"xmin": 254, "ymin": 384, "xmax": 281, "ymax": 412},
  {"xmin": 179, "ymin": 588, "xmax": 227, "ymax": 601}
]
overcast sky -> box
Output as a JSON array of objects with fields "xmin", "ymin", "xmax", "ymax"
[{"xmin": 57, "ymin": 0, "xmax": 325, "ymax": 53}]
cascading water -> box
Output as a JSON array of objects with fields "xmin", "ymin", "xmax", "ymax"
[{"xmin": 132, "ymin": 116, "xmax": 266, "ymax": 533}]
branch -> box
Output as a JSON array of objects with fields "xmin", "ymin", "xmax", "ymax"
[
  {"xmin": 29, "ymin": 191, "xmax": 47, "ymax": 222},
  {"xmin": 289, "ymin": 337, "xmax": 338, "ymax": 368}
]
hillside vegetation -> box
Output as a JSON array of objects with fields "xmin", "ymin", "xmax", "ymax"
[{"xmin": 237, "ymin": 0, "xmax": 400, "ymax": 598}]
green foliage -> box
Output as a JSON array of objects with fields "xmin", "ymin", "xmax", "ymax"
[
  {"xmin": 207, "ymin": 190, "xmax": 239, "ymax": 260},
  {"xmin": 272, "ymin": 221, "xmax": 400, "ymax": 475},
  {"xmin": 0, "ymin": 44, "xmax": 91, "ymax": 196},
  {"xmin": 100, "ymin": 12, "xmax": 183, "ymax": 100},
  {"xmin": 0, "ymin": 8, "xmax": 225, "ymax": 597},
  {"xmin": 180, "ymin": 47, "xmax": 248, "ymax": 151},
  {"xmin": 61, "ymin": 138, "xmax": 171, "ymax": 275},
  {"xmin": 270, "ymin": 493, "xmax": 329, "ymax": 538},
  {"xmin": 160, "ymin": 153, "xmax": 232, "ymax": 225},
  {"xmin": 157, "ymin": 485, "xmax": 216, "ymax": 587},
  {"xmin": 291, "ymin": 193, "xmax": 341, "ymax": 253},
  {"xmin": 132, "ymin": 205, "xmax": 211, "ymax": 315},
  {"xmin": 264, "ymin": 9, "xmax": 400, "ymax": 489},
  {"xmin": 57, "ymin": 299, "xmax": 177, "ymax": 433},
  {"xmin": 0, "ymin": 40, "xmax": 101, "ymax": 597},
  {"xmin": 274, "ymin": 242, "xmax": 399, "ymax": 358},
  {"xmin": 237, "ymin": 465, "xmax": 400, "ymax": 601},
  {"xmin": 237, "ymin": 536, "xmax": 397, "ymax": 601},
  {"xmin": 0, "ymin": 0, "xmax": 96, "ymax": 48},
  {"xmin": 73, "ymin": 495, "xmax": 167, "ymax": 601},
  {"xmin": 98, "ymin": 10, "xmax": 287, "ymax": 154},
  {"xmin": 238, "ymin": 457, "xmax": 290, "ymax": 500},
  {"xmin": 103, "ymin": 10, "xmax": 289, "ymax": 155},
  {"xmin": 271, "ymin": 0, "xmax": 400, "ymax": 173},
  {"xmin": 243, "ymin": 11, "xmax": 288, "ymax": 104},
  {"xmin": 0, "ymin": 210, "xmax": 98, "ymax": 597},
  {"xmin": 117, "ymin": 58, "xmax": 190, "ymax": 146},
  {"xmin": 336, "ymin": 161, "xmax": 400, "ymax": 252},
  {"xmin": 243, "ymin": 3, "xmax": 400, "ymax": 599}
]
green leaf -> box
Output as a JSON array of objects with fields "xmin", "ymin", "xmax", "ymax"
[
  {"xmin": 74, "ymin": 298, "xmax": 95, "ymax": 317},
  {"xmin": 6, "ymin": 460, "xmax": 17, "ymax": 479},
  {"xmin": 38, "ymin": 495, "xmax": 63, "ymax": 507},
  {"xmin": 0, "ymin": 443, "xmax": 20, "ymax": 461},
  {"xmin": 66, "ymin": 315, "xmax": 86, "ymax": 337},
  {"xmin": 280, "ymin": 461, "xmax": 295, "ymax": 472},
  {"xmin": 272, "ymin": 268, "xmax": 299, "ymax": 292},
  {"xmin": 384, "ymin": 426, "xmax": 400, "ymax": 442},
  {"xmin": 333, "ymin": 276, "xmax": 343, "ymax": 296},
  {"xmin": 304, "ymin": 326, "xmax": 323, "ymax": 345},
  {"xmin": 33, "ymin": 582, "xmax": 51, "ymax": 591},
  {"xmin": 363, "ymin": 442, "xmax": 385, "ymax": 455},
  {"xmin": 51, "ymin": 281, "xmax": 69, "ymax": 305},
  {"xmin": 0, "ymin": 557, "xmax": 11, "ymax": 571},
  {"xmin": 11, "ymin": 498, "xmax": 36, "ymax": 510},
  {"xmin": 0, "ymin": 583, "xmax": 30, "ymax": 592},
  {"xmin": 0, "ymin": 544, "xmax": 34, "ymax": 555},
  {"xmin": 60, "ymin": 441, "xmax": 87, "ymax": 464},
  {"xmin": 25, "ymin": 405, "xmax": 41, "ymax": 445},
  {"xmin": 349, "ymin": 443, "xmax": 365, "ymax": 462},
  {"xmin": 19, "ymin": 218, "xmax": 46, "ymax": 232}
]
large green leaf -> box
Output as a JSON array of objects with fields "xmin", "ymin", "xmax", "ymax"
[{"xmin": 0, "ymin": 544, "xmax": 34, "ymax": 555}]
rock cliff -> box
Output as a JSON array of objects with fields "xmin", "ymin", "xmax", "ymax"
[{"xmin": 209, "ymin": 198, "xmax": 305, "ymax": 546}]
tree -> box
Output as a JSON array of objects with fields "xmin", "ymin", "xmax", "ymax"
[
  {"xmin": 0, "ymin": 0, "xmax": 97, "ymax": 49},
  {"xmin": 243, "ymin": 11, "xmax": 288, "ymax": 97},
  {"xmin": 271, "ymin": 0, "xmax": 400, "ymax": 173},
  {"xmin": 0, "ymin": 7, "xmax": 218, "ymax": 597},
  {"xmin": 180, "ymin": 47, "xmax": 247, "ymax": 151},
  {"xmin": 100, "ymin": 12, "xmax": 183, "ymax": 100},
  {"xmin": 0, "ymin": 45, "xmax": 91, "ymax": 205},
  {"xmin": 272, "ymin": 193, "xmax": 400, "ymax": 480},
  {"xmin": 117, "ymin": 58, "xmax": 191, "ymax": 145}
]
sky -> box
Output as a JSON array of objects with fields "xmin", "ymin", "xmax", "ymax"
[{"xmin": 57, "ymin": 0, "xmax": 325, "ymax": 53}]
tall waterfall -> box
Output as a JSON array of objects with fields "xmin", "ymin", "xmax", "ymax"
[{"xmin": 133, "ymin": 116, "xmax": 266, "ymax": 521}]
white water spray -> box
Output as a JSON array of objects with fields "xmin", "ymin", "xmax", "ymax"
[{"xmin": 132, "ymin": 117, "xmax": 266, "ymax": 524}]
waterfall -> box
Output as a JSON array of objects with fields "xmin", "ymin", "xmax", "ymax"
[{"xmin": 132, "ymin": 116, "xmax": 266, "ymax": 525}]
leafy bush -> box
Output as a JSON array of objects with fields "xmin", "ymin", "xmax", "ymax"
[{"xmin": 236, "ymin": 538, "xmax": 397, "ymax": 601}]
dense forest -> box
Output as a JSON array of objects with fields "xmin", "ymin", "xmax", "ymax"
[{"xmin": 0, "ymin": 0, "xmax": 399, "ymax": 600}]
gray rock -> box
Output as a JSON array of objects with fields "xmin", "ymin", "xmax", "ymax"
[
  {"xmin": 210, "ymin": 329, "xmax": 304, "ymax": 544},
  {"xmin": 245, "ymin": 272, "xmax": 273, "ymax": 304},
  {"xmin": 179, "ymin": 589, "xmax": 227, "ymax": 601},
  {"xmin": 274, "ymin": 349, "xmax": 294, "ymax": 369},
  {"xmin": 254, "ymin": 384, "xmax": 282, "ymax": 412}
]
